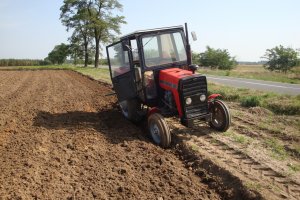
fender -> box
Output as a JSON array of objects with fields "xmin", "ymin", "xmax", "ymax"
[
  {"xmin": 208, "ymin": 94, "xmax": 222, "ymax": 101},
  {"xmin": 147, "ymin": 107, "xmax": 160, "ymax": 117}
]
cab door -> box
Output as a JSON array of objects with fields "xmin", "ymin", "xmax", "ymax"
[{"xmin": 106, "ymin": 41, "xmax": 137, "ymax": 102}]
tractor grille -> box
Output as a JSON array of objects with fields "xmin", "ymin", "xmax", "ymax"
[{"xmin": 179, "ymin": 75, "xmax": 208, "ymax": 119}]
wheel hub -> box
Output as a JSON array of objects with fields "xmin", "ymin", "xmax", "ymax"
[
  {"xmin": 213, "ymin": 108, "xmax": 223, "ymax": 125},
  {"xmin": 150, "ymin": 123, "xmax": 161, "ymax": 144}
]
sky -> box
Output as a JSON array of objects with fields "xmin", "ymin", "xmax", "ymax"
[{"xmin": 0, "ymin": 0, "xmax": 299, "ymax": 62}]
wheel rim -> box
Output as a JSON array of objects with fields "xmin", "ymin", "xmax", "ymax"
[
  {"xmin": 119, "ymin": 101, "xmax": 129, "ymax": 118},
  {"xmin": 211, "ymin": 106, "xmax": 225, "ymax": 128},
  {"xmin": 149, "ymin": 122, "xmax": 161, "ymax": 144}
]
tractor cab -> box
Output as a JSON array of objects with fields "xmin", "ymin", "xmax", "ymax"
[
  {"xmin": 107, "ymin": 26, "xmax": 190, "ymax": 105},
  {"xmin": 106, "ymin": 24, "xmax": 231, "ymax": 148}
]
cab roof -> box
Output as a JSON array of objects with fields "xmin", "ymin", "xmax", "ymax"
[{"xmin": 120, "ymin": 25, "xmax": 184, "ymax": 39}]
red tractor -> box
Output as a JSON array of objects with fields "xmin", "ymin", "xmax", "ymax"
[{"xmin": 106, "ymin": 23, "xmax": 231, "ymax": 148}]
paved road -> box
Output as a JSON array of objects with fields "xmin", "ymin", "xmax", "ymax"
[{"xmin": 205, "ymin": 75, "xmax": 300, "ymax": 96}]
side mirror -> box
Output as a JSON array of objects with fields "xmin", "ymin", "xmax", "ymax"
[
  {"xmin": 191, "ymin": 31, "xmax": 197, "ymax": 41},
  {"xmin": 189, "ymin": 64, "xmax": 199, "ymax": 74}
]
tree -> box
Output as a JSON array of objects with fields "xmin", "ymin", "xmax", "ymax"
[
  {"xmin": 199, "ymin": 46, "xmax": 237, "ymax": 70},
  {"xmin": 68, "ymin": 31, "xmax": 96, "ymax": 65},
  {"xmin": 60, "ymin": 0, "xmax": 93, "ymax": 67},
  {"xmin": 60, "ymin": 0, "xmax": 126, "ymax": 68},
  {"xmin": 192, "ymin": 52, "xmax": 200, "ymax": 65},
  {"xmin": 86, "ymin": 0, "xmax": 126, "ymax": 68},
  {"xmin": 262, "ymin": 45, "xmax": 299, "ymax": 73},
  {"xmin": 46, "ymin": 43, "xmax": 69, "ymax": 64},
  {"xmin": 68, "ymin": 33, "xmax": 84, "ymax": 65}
]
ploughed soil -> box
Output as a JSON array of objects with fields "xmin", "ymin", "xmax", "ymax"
[
  {"xmin": 1, "ymin": 69, "xmax": 299, "ymax": 200},
  {"xmin": 0, "ymin": 70, "xmax": 220, "ymax": 199}
]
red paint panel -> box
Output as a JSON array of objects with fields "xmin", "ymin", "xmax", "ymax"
[{"xmin": 159, "ymin": 68, "xmax": 193, "ymax": 117}]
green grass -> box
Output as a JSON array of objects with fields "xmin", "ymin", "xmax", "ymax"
[
  {"xmin": 288, "ymin": 163, "xmax": 300, "ymax": 172},
  {"xmin": 223, "ymin": 130, "xmax": 234, "ymax": 137},
  {"xmin": 245, "ymin": 181, "xmax": 262, "ymax": 192},
  {"xmin": 208, "ymin": 82, "xmax": 300, "ymax": 115},
  {"xmin": 190, "ymin": 144, "xmax": 200, "ymax": 152},
  {"xmin": 240, "ymin": 96, "xmax": 261, "ymax": 107},
  {"xmin": 232, "ymin": 134, "xmax": 248, "ymax": 144},
  {"xmin": 75, "ymin": 67, "xmax": 111, "ymax": 83},
  {"xmin": 265, "ymin": 138, "xmax": 288, "ymax": 160},
  {"xmin": 223, "ymin": 131, "xmax": 252, "ymax": 145},
  {"xmin": 200, "ymin": 65, "xmax": 300, "ymax": 84},
  {"xmin": 1, "ymin": 65, "xmax": 112, "ymax": 83}
]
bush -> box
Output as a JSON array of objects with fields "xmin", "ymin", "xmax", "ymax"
[
  {"xmin": 199, "ymin": 46, "xmax": 237, "ymax": 70},
  {"xmin": 263, "ymin": 45, "xmax": 299, "ymax": 73},
  {"xmin": 240, "ymin": 96, "xmax": 261, "ymax": 107}
]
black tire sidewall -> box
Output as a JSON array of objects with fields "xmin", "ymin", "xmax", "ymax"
[
  {"xmin": 209, "ymin": 100, "xmax": 231, "ymax": 132},
  {"xmin": 119, "ymin": 99, "xmax": 143, "ymax": 123}
]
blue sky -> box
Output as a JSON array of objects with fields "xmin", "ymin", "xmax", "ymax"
[{"xmin": 0, "ymin": 0, "xmax": 299, "ymax": 61}]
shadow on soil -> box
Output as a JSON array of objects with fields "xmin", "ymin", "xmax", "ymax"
[
  {"xmin": 33, "ymin": 107, "xmax": 150, "ymax": 145},
  {"xmin": 33, "ymin": 108, "xmax": 262, "ymax": 200}
]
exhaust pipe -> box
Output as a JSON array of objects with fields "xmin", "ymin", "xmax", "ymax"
[{"xmin": 185, "ymin": 23, "xmax": 192, "ymax": 66}]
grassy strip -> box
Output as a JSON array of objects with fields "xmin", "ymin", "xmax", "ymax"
[
  {"xmin": 2, "ymin": 65, "xmax": 112, "ymax": 83},
  {"xmin": 200, "ymin": 65, "xmax": 300, "ymax": 84},
  {"xmin": 74, "ymin": 67, "xmax": 111, "ymax": 83},
  {"xmin": 208, "ymin": 82, "xmax": 300, "ymax": 115}
]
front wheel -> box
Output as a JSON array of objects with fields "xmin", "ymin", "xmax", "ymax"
[
  {"xmin": 148, "ymin": 113, "xmax": 171, "ymax": 148},
  {"xmin": 209, "ymin": 100, "xmax": 231, "ymax": 132}
]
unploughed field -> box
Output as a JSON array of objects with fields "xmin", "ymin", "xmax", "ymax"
[
  {"xmin": 200, "ymin": 65, "xmax": 300, "ymax": 84},
  {"xmin": 0, "ymin": 69, "xmax": 299, "ymax": 200}
]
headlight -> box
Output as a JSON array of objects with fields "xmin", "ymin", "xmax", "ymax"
[
  {"xmin": 185, "ymin": 97, "xmax": 192, "ymax": 105},
  {"xmin": 200, "ymin": 94, "xmax": 206, "ymax": 102}
]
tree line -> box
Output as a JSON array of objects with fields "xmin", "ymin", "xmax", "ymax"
[
  {"xmin": 0, "ymin": 59, "xmax": 50, "ymax": 67},
  {"xmin": 193, "ymin": 45, "xmax": 299, "ymax": 73}
]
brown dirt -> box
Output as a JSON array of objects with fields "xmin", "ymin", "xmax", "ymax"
[
  {"xmin": 0, "ymin": 70, "xmax": 220, "ymax": 199},
  {"xmin": 1, "ymin": 69, "xmax": 299, "ymax": 200}
]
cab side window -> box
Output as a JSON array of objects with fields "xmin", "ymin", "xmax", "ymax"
[
  {"xmin": 130, "ymin": 39, "xmax": 139, "ymax": 62},
  {"xmin": 108, "ymin": 42, "xmax": 130, "ymax": 78}
]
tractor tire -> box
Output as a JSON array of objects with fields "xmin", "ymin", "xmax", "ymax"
[
  {"xmin": 119, "ymin": 99, "xmax": 144, "ymax": 123},
  {"xmin": 148, "ymin": 113, "xmax": 171, "ymax": 148},
  {"xmin": 209, "ymin": 100, "xmax": 231, "ymax": 132}
]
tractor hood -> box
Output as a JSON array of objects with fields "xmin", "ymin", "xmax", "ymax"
[
  {"xmin": 159, "ymin": 68, "xmax": 193, "ymax": 90},
  {"xmin": 159, "ymin": 68, "xmax": 193, "ymax": 117}
]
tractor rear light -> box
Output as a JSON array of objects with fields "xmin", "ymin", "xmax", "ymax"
[
  {"xmin": 200, "ymin": 94, "xmax": 206, "ymax": 102},
  {"xmin": 185, "ymin": 97, "xmax": 192, "ymax": 105}
]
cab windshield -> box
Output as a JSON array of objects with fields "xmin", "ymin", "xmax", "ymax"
[{"xmin": 142, "ymin": 32, "xmax": 187, "ymax": 67}]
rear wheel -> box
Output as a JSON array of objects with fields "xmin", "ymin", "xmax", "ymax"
[
  {"xmin": 148, "ymin": 113, "xmax": 171, "ymax": 148},
  {"xmin": 209, "ymin": 100, "xmax": 231, "ymax": 132},
  {"xmin": 119, "ymin": 99, "xmax": 144, "ymax": 123}
]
